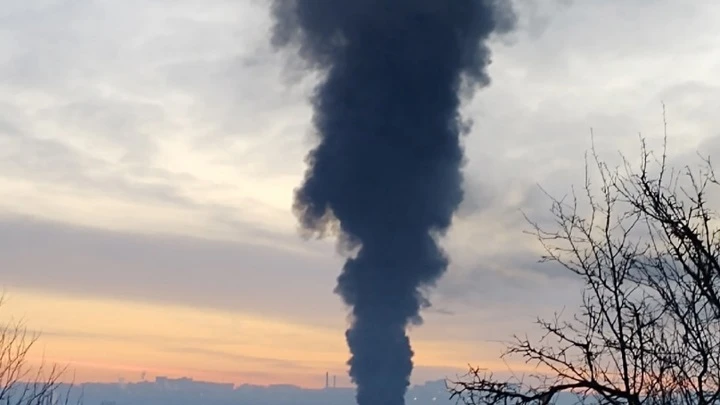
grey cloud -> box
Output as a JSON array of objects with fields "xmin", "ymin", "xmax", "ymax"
[
  {"xmin": 443, "ymin": 176, "xmax": 583, "ymax": 307},
  {"xmin": 436, "ymin": 250, "xmax": 578, "ymax": 307},
  {"xmin": 510, "ymin": 0, "xmax": 576, "ymax": 39},
  {"xmin": 0, "ymin": 113, "xmax": 298, "ymax": 240},
  {"xmin": 159, "ymin": 51, "xmax": 313, "ymax": 177},
  {"xmin": 696, "ymin": 134, "xmax": 720, "ymax": 161},
  {"xmin": 161, "ymin": 52, "xmax": 298, "ymax": 132},
  {"xmin": 0, "ymin": 0, "xmax": 146, "ymax": 93},
  {"xmin": 0, "ymin": 0, "xmax": 717, "ymax": 356},
  {"xmin": 657, "ymin": 82, "xmax": 720, "ymax": 138},
  {"xmin": 0, "ymin": 216, "xmax": 343, "ymax": 326},
  {"xmin": 36, "ymin": 97, "xmax": 166, "ymax": 163},
  {"xmin": 456, "ymin": 177, "xmax": 498, "ymax": 219},
  {"xmin": 424, "ymin": 307, "xmax": 455, "ymax": 317},
  {"xmin": 161, "ymin": 347, "xmax": 315, "ymax": 372},
  {"xmin": 426, "ymin": 253, "xmax": 584, "ymax": 344},
  {"xmin": 33, "ymin": 328, "xmax": 253, "ymax": 350},
  {"xmin": 438, "ymin": 129, "xmax": 720, "ymax": 343},
  {"xmin": 502, "ymin": 0, "xmax": 716, "ymax": 79},
  {"xmin": 459, "ymin": 0, "xmax": 719, "ymax": 193},
  {"xmin": 0, "ymin": 0, "xmax": 310, "ymax": 189},
  {"xmin": 0, "ymin": 129, "xmax": 189, "ymax": 208}
]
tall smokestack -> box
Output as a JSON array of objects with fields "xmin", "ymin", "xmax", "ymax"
[
  {"xmin": 271, "ymin": 2, "xmax": 515, "ymax": 405},
  {"xmin": 325, "ymin": 372, "xmax": 329, "ymax": 389}
]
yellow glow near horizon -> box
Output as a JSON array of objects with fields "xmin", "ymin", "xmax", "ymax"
[
  {"xmin": 1, "ymin": 289, "xmax": 520, "ymax": 388},
  {"xmin": 2, "ymin": 289, "xmax": 348, "ymax": 386}
]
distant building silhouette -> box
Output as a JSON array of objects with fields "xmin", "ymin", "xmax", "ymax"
[
  {"xmin": 155, "ymin": 376, "xmax": 234, "ymax": 392},
  {"xmin": 41, "ymin": 376, "xmax": 462, "ymax": 405}
]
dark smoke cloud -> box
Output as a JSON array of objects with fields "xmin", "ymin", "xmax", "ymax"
[{"xmin": 271, "ymin": 2, "xmax": 514, "ymax": 404}]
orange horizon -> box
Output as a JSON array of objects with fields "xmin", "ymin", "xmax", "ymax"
[
  {"xmin": 27, "ymin": 355, "xmax": 540, "ymax": 389},
  {"xmin": 27, "ymin": 356, "xmax": 350, "ymax": 389},
  {"xmin": 7, "ymin": 288, "xmax": 534, "ymax": 390}
]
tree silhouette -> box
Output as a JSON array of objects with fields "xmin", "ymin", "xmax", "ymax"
[
  {"xmin": 450, "ymin": 120, "xmax": 720, "ymax": 405},
  {"xmin": 0, "ymin": 296, "xmax": 77, "ymax": 405}
]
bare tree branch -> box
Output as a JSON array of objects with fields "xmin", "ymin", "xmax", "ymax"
[
  {"xmin": 0, "ymin": 296, "xmax": 80, "ymax": 405},
  {"xmin": 450, "ymin": 125, "xmax": 720, "ymax": 405}
]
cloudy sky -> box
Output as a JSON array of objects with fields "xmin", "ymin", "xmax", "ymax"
[{"xmin": 0, "ymin": 0, "xmax": 719, "ymax": 388}]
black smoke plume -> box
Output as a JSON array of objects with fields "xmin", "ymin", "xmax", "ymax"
[{"xmin": 271, "ymin": 2, "xmax": 514, "ymax": 404}]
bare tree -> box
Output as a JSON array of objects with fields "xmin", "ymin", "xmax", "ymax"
[
  {"xmin": 0, "ymin": 296, "xmax": 77, "ymax": 405},
  {"xmin": 450, "ymin": 122, "xmax": 720, "ymax": 405}
]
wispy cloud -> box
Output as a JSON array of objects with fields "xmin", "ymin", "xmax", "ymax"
[{"xmin": 0, "ymin": 0, "xmax": 719, "ymax": 386}]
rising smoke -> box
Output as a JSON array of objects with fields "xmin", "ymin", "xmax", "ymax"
[{"xmin": 270, "ymin": 2, "xmax": 515, "ymax": 404}]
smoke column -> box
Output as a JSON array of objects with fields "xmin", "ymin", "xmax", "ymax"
[{"xmin": 271, "ymin": 2, "xmax": 514, "ymax": 404}]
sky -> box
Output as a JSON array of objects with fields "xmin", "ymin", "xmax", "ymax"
[{"xmin": 0, "ymin": 0, "xmax": 719, "ymax": 389}]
